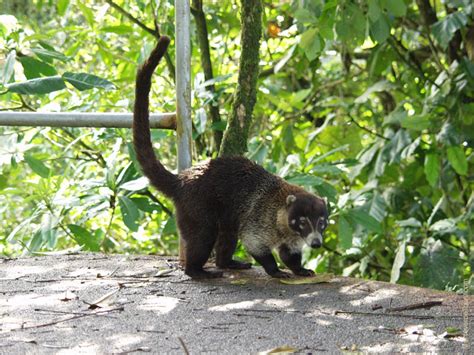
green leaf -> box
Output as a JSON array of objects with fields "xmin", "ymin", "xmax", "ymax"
[
  {"xmin": 68, "ymin": 224, "xmax": 101, "ymax": 251},
  {"xmin": 368, "ymin": 192, "xmax": 386, "ymax": 222},
  {"xmin": 424, "ymin": 153, "xmax": 440, "ymax": 186},
  {"xmin": 28, "ymin": 230, "xmax": 45, "ymax": 252},
  {"xmin": 414, "ymin": 239, "xmax": 461, "ymax": 290},
  {"xmin": 119, "ymin": 196, "xmax": 140, "ymax": 232},
  {"xmin": 314, "ymin": 181, "xmax": 338, "ymax": 203},
  {"xmin": 370, "ymin": 15, "xmax": 390, "ymax": 43},
  {"xmin": 338, "ymin": 215, "xmax": 353, "ymax": 250},
  {"xmin": 1, "ymin": 50, "xmax": 16, "ymax": 85},
  {"xmin": 336, "ymin": 4, "xmax": 366, "ymax": 45},
  {"xmin": 100, "ymin": 25, "xmax": 134, "ymax": 34},
  {"xmin": 368, "ymin": 0, "xmax": 382, "ymax": 21},
  {"xmin": 279, "ymin": 273, "xmax": 333, "ymax": 284},
  {"xmin": 432, "ymin": 11, "xmax": 468, "ymax": 49},
  {"xmin": 286, "ymin": 174, "xmax": 324, "ymax": 187},
  {"xmin": 18, "ymin": 56, "xmax": 57, "ymax": 79},
  {"xmin": 130, "ymin": 197, "xmax": 161, "ymax": 213},
  {"xmin": 77, "ymin": 1, "xmax": 95, "ymax": 27},
  {"xmin": 396, "ymin": 218, "xmax": 422, "ymax": 228},
  {"xmin": 355, "ymin": 80, "xmax": 393, "ymax": 104},
  {"xmin": 400, "ymin": 115, "xmax": 431, "ymax": 131},
  {"xmin": 384, "ymin": 0, "xmax": 407, "ymax": 17},
  {"xmin": 31, "ymin": 47, "xmax": 69, "ymax": 63},
  {"xmin": 446, "ymin": 146, "xmax": 468, "ymax": 175},
  {"xmin": 300, "ymin": 28, "xmax": 323, "ymax": 61},
  {"xmin": 57, "ymin": 0, "xmax": 69, "ymax": 16},
  {"xmin": 348, "ymin": 209, "xmax": 383, "ymax": 233},
  {"xmin": 390, "ymin": 239, "xmax": 406, "ymax": 283},
  {"xmin": 119, "ymin": 177, "xmax": 149, "ymax": 191},
  {"xmin": 6, "ymin": 76, "xmax": 66, "ymax": 94},
  {"xmin": 162, "ymin": 216, "xmax": 177, "ymax": 235},
  {"xmin": 24, "ymin": 154, "xmax": 51, "ymax": 178},
  {"xmin": 62, "ymin": 72, "xmax": 116, "ymax": 91}
]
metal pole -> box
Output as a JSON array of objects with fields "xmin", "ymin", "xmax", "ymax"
[
  {"xmin": 175, "ymin": 0, "xmax": 192, "ymax": 264},
  {"xmin": 0, "ymin": 112, "xmax": 176, "ymax": 129}
]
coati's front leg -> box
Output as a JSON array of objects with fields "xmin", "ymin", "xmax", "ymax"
[
  {"xmin": 278, "ymin": 244, "xmax": 315, "ymax": 277},
  {"xmin": 248, "ymin": 247, "xmax": 291, "ymax": 278},
  {"xmin": 215, "ymin": 226, "xmax": 252, "ymax": 270}
]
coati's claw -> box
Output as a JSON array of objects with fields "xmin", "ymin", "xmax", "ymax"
[
  {"xmin": 270, "ymin": 270, "xmax": 292, "ymax": 278},
  {"xmin": 219, "ymin": 260, "xmax": 252, "ymax": 270},
  {"xmin": 186, "ymin": 269, "xmax": 224, "ymax": 279},
  {"xmin": 294, "ymin": 268, "xmax": 315, "ymax": 277}
]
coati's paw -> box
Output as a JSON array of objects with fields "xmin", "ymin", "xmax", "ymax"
[
  {"xmin": 218, "ymin": 260, "xmax": 252, "ymax": 270},
  {"xmin": 293, "ymin": 268, "xmax": 315, "ymax": 277},
  {"xmin": 270, "ymin": 270, "xmax": 292, "ymax": 278},
  {"xmin": 186, "ymin": 269, "xmax": 224, "ymax": 279}
]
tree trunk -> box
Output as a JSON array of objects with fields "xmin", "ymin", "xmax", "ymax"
[
  {"xmin": 191, "ymin": 0, "xmax": 223, "ymax": 151},
  {"xmin": 219, "ymin": 0, "xmax": 262, "ymax": 157}
]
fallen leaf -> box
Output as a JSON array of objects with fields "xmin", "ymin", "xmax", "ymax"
[
  {"xmin": 155, "ymin": 269, "xmax": 174, "ymax": 277},
  {"xmin": 279, "ymin": 274, "xmax": 333, "ymax": 285},
  {"xmin": 87, "ymin": 288, "xmax": 119, "ymax": 309},
  {"xmin": 231, "ymin": 279, "xmax": 249, "ymax": 285},
  {"xmin": 259, "ymin": 345, "xmax": 297, "ymax": 354}
]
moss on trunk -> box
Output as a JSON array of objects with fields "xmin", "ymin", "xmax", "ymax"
[{"xmin": 219, "ymin": 0, "xmax": 262, "ymax": 157}]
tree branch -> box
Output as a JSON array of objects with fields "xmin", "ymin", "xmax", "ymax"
[{"xmin": 105, "ymin": 0, "xmax": 176, "ymax": 82}]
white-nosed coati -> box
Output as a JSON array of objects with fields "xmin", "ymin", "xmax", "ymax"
[{"xmin": 133, "ymin": 36, "xmax": 328, "ymax": 279}]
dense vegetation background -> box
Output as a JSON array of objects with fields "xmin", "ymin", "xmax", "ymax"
[{"xmin": 0, "ymin": 0, "xmax": 472, "ymax": 292}]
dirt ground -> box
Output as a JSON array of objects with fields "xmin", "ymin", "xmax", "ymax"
[{"xmin": 0, "ymin": 253, "xmax": 472, "ymax": 354}]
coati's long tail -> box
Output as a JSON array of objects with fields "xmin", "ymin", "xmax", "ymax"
[{"xmin": 133, "ymin": 36, "xmax": 179, "ymax": 199}]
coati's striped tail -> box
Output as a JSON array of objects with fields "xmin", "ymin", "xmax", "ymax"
[{"xmin": 133, "ymin": 36, "xmax": 179, "ymax": 199}]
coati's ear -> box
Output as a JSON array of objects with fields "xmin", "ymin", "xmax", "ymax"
[
  {"xmin": 322, "ymin": 196, "xmax": 328, "ymax": 206},
  {"xmin": 286, "ymin": 195, "xmax": 296, "ymax": 206}
]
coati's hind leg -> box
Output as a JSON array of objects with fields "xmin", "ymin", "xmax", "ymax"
[
  {"xmin": 215, "ymin": 225, "xmax": 251, "ymax": 270},
  {"xmin": 179, "ymin": 221, "xmax": 223, "ymax": 279}
]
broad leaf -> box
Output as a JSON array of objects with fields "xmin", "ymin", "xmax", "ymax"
[
  {"xmin": 1, "ymin": 50, "xmax": 16, "ymax": 85},
  {"xmin": 31, "ymin": 47, "xmax": 69, "ymax": 63},
  {"xmin": 24, "ymin": 154, "xmax": 51, "ymax": 178},
  {"xmin": 57, "ymin": 0, "xmax": 70, "ymax": 16},
  {"xmin": 446, "ymin": 146, "xmax": 467, "ymax": 175},
  {"xmin": 384, "ymin": 0, "xmax": 407, "ymax": 17},
  {"xmin": 119, "ymin": 196, "xmax": 140, "ymax": 232},
  {"xmin": 338, "ymin": 215, "xmax": 353, "ymax": 250},
  {"xmin": 400, "ymin": 115, "xmax": 431, "ymax": 131},
  {"xmin": 432, "ymin": 11, "xmax": 468, "ymax": 49},
  {"xmin": 390, "ymin": 239, "xmax": 406, "ymax": 283},
  {"xmin": 348, "ymin": 209, "xmax": 383, "ymax": 233},
  {"xmin": 300, "ymin": 28, "xmax": 323, "ymax": 61},
  {"xmin": 62, "ymin": 72, "xmax": 115, "ymax": 91},
  {"xmin": 6, "ymin": 76, "xmax": 66, "ymax": 94},
  {"xmin": 286, "ymin": 174, "xmax": 323, "ymax": 186},
  {"xmin": 424, "ymin": 153, "xmax": 440, "ymax": 186},
  {"xmin": 68, "ymin": 224, "xmax": 101, "ymax": 251},
  {"xmin": 18, "ymin": 56, "xmax": 57, "ymax": 79},
  {"xmin": 414, "ymin": 239, "xmax": 461, "ymax": 290}
]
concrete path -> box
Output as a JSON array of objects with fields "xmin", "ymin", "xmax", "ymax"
[{"xmin": 0, "ymin": 254, "xmax": 471, "ymax": 354}]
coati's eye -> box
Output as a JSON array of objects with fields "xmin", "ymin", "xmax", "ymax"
[{"xmin": 318, "ymin": 219, "xmax": 326, "ymax": 230}]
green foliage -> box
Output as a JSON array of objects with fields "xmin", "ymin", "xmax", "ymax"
[{"xmin": 0, "ymin": 1, "xmax": 472, "ymax": 292}]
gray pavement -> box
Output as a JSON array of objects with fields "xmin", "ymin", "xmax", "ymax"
[{"xmin": 0, "ymin": 253, "xmax": 472, "ymax": 354}]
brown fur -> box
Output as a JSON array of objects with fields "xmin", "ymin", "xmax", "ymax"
[{"xmin": 133, "ymin": 37, "xmax": 328, "ymax": 279}]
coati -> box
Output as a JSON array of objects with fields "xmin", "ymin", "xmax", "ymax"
[{"xmin": 133, "ymin": 36, "xmax": 328, "ymax": 279}]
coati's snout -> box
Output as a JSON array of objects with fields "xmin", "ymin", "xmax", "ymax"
[{"xmin": 286, "ymin": 193, "xmax": 328, "ymax": 248}]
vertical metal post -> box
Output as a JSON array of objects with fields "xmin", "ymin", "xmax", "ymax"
[{"xmin": 175, "ymin": 0, "xmax": 192, "ymax": 264}]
